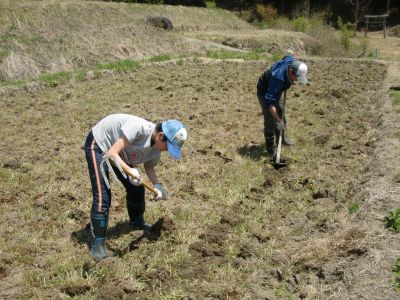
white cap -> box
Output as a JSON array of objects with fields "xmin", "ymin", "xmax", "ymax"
[{"xmin": 291, "ymin": 61, "xmax": 308, "ymax": 84}]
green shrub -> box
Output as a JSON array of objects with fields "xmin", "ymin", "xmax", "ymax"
[
  {"xmin": 263, "ymin": 16, "xmax": 294, "ymax": 31},
  {"xmin": 256, "ymin": 3, "xmax": 278, "ymax": 21},
  {"xmin": 266, "ymin": 14, "xmax": 347, "ymax": 57},
  {"xmin": 205, "ymin": 1, "xmax": 216, "ymax": 9},
  {"xmin": 292, "ymin": 17, "xmax": 310, "ymax": 32},
  {"xmin": 338, "ymin": 16, "xmax": 355, "ymax": 50},
  {"xmin": 385, "ymin": 208, "xmax": 400, "ymax": 232}
]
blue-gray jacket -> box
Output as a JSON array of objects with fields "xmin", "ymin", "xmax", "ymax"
[{"xmin": 257, "ymin": 56, "xmax": 294, "ymax": 106}]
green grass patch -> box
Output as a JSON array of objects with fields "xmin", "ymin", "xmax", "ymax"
[
  {"xmin": 0, "ymin": 50, "xmax": 9, "ymax": 62},
  {"xmin": 95, "ymin": 59, "xmax": 140, "ymax": 73},
  {"xmin": 144, "ymin": 54, "xmax": 172, "ymax": 62},
  {"xmin": 390, "ymin": 90, "xmax": 400, "ymax": 106},
  {"xmin": 392, "ymin": 258, "xmax": 400, "ymax": 290},
  {"xmin": 206, "ymin": 49, "xmax": 272, "ymax": 61},
  {"xmin": 275, "ymin": 283, "xmax": 293, "ymax": 298},
  {"xmin": 348, "ymin": 202, "xmax": 360, "ymax": 214},
  {"xmin": 0, "ymin": 78, "xmax": 26, "ymax": 87},
  {"xmin": 385, "ymin": 208, "xmax": 400, "ymax": 232},
  {"xmin": 38, "ymin": 71, "xmax": 71, "ymax": 87}
]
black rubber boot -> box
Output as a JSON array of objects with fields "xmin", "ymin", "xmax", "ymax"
[
  {"xmin": 127, "ymin": 201, "xmax": 151, "ymax": 231},
  {"xmin": 265, "ymin": 134, "xmax": 276, "ymax": 157},
  {"xmin": 88, "ymin": 211, "xmax": 108, "ymax": 261}
]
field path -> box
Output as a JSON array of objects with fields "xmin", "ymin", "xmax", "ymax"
[{"xmin": 329, "ymin": 60, "xmax": 400, "ymax": 299}]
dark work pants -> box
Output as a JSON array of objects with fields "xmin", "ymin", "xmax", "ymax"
[
  {"xmin": 257, "ymin": 91, "xmax": 286, "ymax": 139},
  {"xmin": 84, "ymin": 131, "xmax": 144, "ymax": 215}
]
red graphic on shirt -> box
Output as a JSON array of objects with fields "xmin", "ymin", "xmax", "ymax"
[{"xmin": 130, "ymin": 151, "xmax": 144, "ymax": 163}]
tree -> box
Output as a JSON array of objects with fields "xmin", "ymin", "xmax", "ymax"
[{"xmin": 344, "ymin": 0, "xmax": 372, "ymax": 26}]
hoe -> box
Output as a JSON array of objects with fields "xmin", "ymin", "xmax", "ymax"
[
  {"xmin": 100, "ymin": 155, "xmax": 159, "ymax": 196},
  {"xmin": 272, "ymin": 90, "xmax": 288, "ymax": 170}
]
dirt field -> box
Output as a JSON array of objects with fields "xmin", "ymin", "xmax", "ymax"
[
  {"xmin": 1, "ymin": 1, "xmax": 400, "ymax": 299},
  {"xmin": 1, "ymin": 55, "xmax": 400, "ymax": 299}
]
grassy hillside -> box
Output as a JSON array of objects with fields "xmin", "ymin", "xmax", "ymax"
[{"xmin": 0, "ymin": 0, "xmax": 252, "ymax": 81}]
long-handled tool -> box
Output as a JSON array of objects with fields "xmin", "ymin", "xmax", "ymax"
[
  {"xmin": 273, "ymin": 90, "xmax": 288, "ymax": 170},
  {"xmin": 100, "ymin": 155, "xmax": 159, "ymax": 196},
  {"xmin": 119, "ymin": 163, "xmax": 159, "ymax": 196}
]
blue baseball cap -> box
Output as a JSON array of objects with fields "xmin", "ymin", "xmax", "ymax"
[{"xmin": 161, "ymin": 120, "xmax": 187, "ymax": 160}]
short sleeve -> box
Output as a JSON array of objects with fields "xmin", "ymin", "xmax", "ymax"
[{"xmin": 121, "ymin": 121, "xmax": 143, "ymax": 143}]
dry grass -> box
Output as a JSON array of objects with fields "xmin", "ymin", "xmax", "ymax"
[
  {"xmin": 1, "ymin": 1, "xmax": 400, "ymax": 299},
  {"xmin": 0, "ymin": 57, "xmax": 395, "ymax": 299},
  {"xmin": 0, "ymin": 0, "xmax": 252, "ymax": 81}
]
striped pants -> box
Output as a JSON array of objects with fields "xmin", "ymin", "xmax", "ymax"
[{"xmin": 84, "ymin": 131, "xmax": 144, "ymax": 214}]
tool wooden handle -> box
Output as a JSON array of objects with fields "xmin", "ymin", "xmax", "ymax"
[
  {"xmin": 119, "ymin": 164, "xmax": 159, "ymax": 196},
  {"xmin": 276, "ymin": 132, "xmax": 282, "ymax": 163},
  {"xmin": 275, "ymin": 90, "xmax": 287, "ymax": 164}
]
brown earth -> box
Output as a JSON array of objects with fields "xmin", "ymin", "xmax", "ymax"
[{"xmin": 0, "ymin": 56, "xmax": 399, "ymax": 298}]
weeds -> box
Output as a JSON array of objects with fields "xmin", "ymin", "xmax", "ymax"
[
  {"xmin": 206, "ymin": 49, "xmax": 272, "ymax": 61},
  {"xmin": 348, "ymin": 202, "xmax": 360, "ymax": 214},
  {"xmin": 392, "ymin": 258, "xmax": 400, "ymax": 290},
  {"xmin": 264, "ymin": 14, "xmax": 355, "ymax": 57},
  {"xmin": 385, "ymin": 208, "xmax": 400, "ymax": 232},
  {"xmin": 145, "ymin": 54, "xmax": 172, "ymax": 62},
  {"xmin": 205, "ymin": 1, "xmax": 216, "ymax": 9},
  {"xmin": 338, "ymin": 17, "xmax": 356, "ymax": 50},
  {"xmin": 0, "ymin": 50, "xmax": 9, "ymax": 62},
  {"xmin": 390, "ymin": 91, "xmax": 400, "ymax": 106},
  {"xmin": 38, "ymin": 71, "xmax": 71, "ymax": 87},
  {"xmin": 95, "ymin": 59, "xmax": 140, "ymax": 73}
]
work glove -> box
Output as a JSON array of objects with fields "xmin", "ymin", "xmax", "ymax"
[
  {"xmin": 154, "ymin": 183, "xmax": 167, "ymax": 201},
  {"xmin": 128, "ymin": 168, "xmax": 142, "ymax": 186},
  {"xmin": 276, "ymin": 120, "xmax": 285, "ymax": 131}
]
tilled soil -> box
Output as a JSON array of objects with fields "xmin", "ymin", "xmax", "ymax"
[{"xmin": 0, "ymin": 58, "xmax": 399, "ymax": 299}]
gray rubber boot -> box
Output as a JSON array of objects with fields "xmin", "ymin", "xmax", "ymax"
[
  {"xmin": 127, "ymin": 202, "xmax": 151, "ymax": 231},
  {"xmin": 88, "ymin": 211, "xmax": 108, "ymax": 261},
  {"xmin": 265, "ymin": 134, "xmax": 276, "ymax": 157},
  {"xmin": 275, "ymin": 130, "xmax": 294, "ymax": 147},
  {"xmin": 282, "ymin": 131, "xmax": 294, "ymax": 146}
]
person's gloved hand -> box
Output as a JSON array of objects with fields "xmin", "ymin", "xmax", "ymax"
[
  {"xmin": 154, "ymin": 183, "xmax": 167, "ymax": 200},
  {"xmin": 276, "ymin": 120, "xmax": 285, "ymax": 131},
  {"xmin": 128, "ymin": 168, "xmax": 142, "ymax": 186}
]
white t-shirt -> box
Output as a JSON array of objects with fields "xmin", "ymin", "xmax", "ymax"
[{"xmin": 92, "ymin": 114, "xmax": 161, "ymax": 167}]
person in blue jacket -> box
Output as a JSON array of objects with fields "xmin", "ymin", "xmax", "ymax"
[{"xmin": 256, "ymin": 55, "xmax": 308, "ymax": 157}]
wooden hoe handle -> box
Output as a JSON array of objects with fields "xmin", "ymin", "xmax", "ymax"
[{"xmin": 118, "ymin": 163, "xmax": 159, "ymax": 196}]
